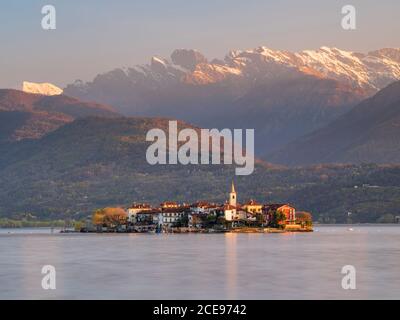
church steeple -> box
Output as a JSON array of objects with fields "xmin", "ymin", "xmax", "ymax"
[{"xmin": 229, "ymin": 181, "xmax": 237, "ymax": 207}]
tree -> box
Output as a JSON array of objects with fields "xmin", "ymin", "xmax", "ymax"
[
  {"xmin": 92, "ymin": 209, "xmax": 106, "ymax": 226},
  {"xmin": 268, "ymin": 210, "xmax": 286, "ymax": 229},
  {"xmin": 92, "ymin": 207, "xmax": 127, "ymax": 228},
  {"xmin": 377, "ymin": 214, "xmax": 395, "ymax": 223},
  {"xmin": 191, "ymin": 214, "xmax": 203, "ymax": 228},
  {"xmin": 74, "ymin": 221, "xmax": 85, "ymax": 231},
  {"xmin": 175, "ymin": 214, "xmax": 189, "ymax": 228},
  {"xmin": 296, "ymin": 211, "xmax": 313, "ymax": 227}
]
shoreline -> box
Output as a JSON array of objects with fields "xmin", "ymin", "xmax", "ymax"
[
  {"xmin": 3, "ymin": 223, "xmax": 400, "ymax": 231},
  {"xmin": 68, "ymin": 226, "xmax": 314, "ymax": 234},
  {"xmin": 2, "ymin": 222, "xmax": 399, "ymax": 229}
]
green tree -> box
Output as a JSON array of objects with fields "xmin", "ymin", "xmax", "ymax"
[
  {"xmin": 268, "ymin": 210, "xmax": 286, "ymax": 229},
  {"xmin": 377, "ymin": 214, "xmax": 395, "ymax": 223},
  {"xmin": 296, "ymin": 211, "xmax": 313, "ymax": 227},
  {"xmin": 74, "ymin": 220, "xmax": 84, "ymax": 232}
]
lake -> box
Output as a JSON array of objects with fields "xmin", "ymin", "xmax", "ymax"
[{"xmin": 1, "ymin": 225, "xmax": 399, "ymax": 299}]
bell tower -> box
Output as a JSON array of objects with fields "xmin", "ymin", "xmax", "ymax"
[{"xmin": 229, "ymin": 181, "xmax": 237, "ymax": 207}]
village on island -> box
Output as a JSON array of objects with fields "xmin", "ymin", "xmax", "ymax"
[{"xmin": 84, "ymin": 182, "xmax": 313, "ymax": 234}]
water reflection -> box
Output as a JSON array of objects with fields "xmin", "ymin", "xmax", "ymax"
[
  {"xmin": 1, "ymin": 226, "xmax": 400, "ymax": 299},
  {"xmin": 225, "ymin": 233, "xmax": 238, "ymax": 299}
]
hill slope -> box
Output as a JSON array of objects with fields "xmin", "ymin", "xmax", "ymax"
[
  {"xmin": 0, "ymin": 117, "xmax": 400, "ymax": 223},
  {"xmin": 268, "ymin": 81, "xmax": 400, "ymax": 165},
  {"xmin": 0, "ymin": 117, "xmax": 257, "ymax": 218},
  {"xmin": 0, "ymin": 89, "xmax": 118, "ymax": 142}
]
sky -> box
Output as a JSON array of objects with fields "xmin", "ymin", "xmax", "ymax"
[{"xmin": 0, "ymin": 0, "xmax": 399, "ymax": 89}]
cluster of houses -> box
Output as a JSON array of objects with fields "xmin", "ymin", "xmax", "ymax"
[{"xmin": 122, "ymin": 182, "xmax": 310, "ymax": 232}]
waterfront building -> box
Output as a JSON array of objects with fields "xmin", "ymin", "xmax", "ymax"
[
  {"xmin": 136, "ymin": 209, "xmax": 161, "ymax": 224},
  {"xmin": 188, "ymin": 213, "xmax": 205, "ymax": 229},
  {"xmin": 127, "ymin": 203, "xmax": 152, "ymax": 223},
  {"xmin": 224, "ymin": 181, "xmax": 237, "ymax": 221},
  {"xmin": 229, "ymin": 181, "xmax": 237, "ymax": 207},
  {"xmin": 161, "ymin": 201, "xmax": 179, "ymax": 209},
  {"xmin": 223, "ymin": 204, "xmax": 236, "ymax": 221},
  {"xmin": 263, "ymin": 204, "xmax": 296, "ymax": 225},
  {"xmin": 243, "ymin": 199, "xmax": 263, "ymax": 214},
  {"xmin": 117, "ymin": 181, "xmax": 306, "ymax": 231},
  {"xmin": 159, "ymin": 206, "xmax": 188, "ymax": 228},
  {"xmin": 190, "ymin": 201, "xmax": 211, "ymax": 214}
]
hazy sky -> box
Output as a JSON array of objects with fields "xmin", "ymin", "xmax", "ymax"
[{"xmin": 1, "ymin": 0, "xmax": 399, "ymax": 89}]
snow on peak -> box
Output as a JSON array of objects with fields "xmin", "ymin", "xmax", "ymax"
[
  {"xmin": 22, "ymin": 81, "xmax": 63, "ymax": 96},
  {"xmin": 66, "ymin": 46, "xmax": 400, "ymax": 95},
  {"xmin": 227, "ymin": 46, "xmax": 400, "ymax": 90}
]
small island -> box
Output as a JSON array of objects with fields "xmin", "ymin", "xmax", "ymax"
[{"xmin": 84, "ymin": 182, "xmax": 313, "ymax": 234}]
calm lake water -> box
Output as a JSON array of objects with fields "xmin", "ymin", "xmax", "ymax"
[{"xmin": 1, "ymin": 225, "xmax": 400, "ymax": 300}]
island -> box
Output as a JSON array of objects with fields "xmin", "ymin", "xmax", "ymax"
[{"xmin": 82, "ymin": 182, "xmax": 313, "ymax": 234}]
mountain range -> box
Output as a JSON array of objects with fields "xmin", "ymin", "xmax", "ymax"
[
  {"xmin": 2, "ymin": 45, "xmax": 400, "ymax": 222},
  {"xmin": 64, "ymin": 46, "xmax": 400, "ymax": 154}
]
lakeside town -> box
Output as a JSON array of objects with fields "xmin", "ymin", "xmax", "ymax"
[{"xmin": 86, "ymin": 182, "xmax": 313, "ymax": 234}]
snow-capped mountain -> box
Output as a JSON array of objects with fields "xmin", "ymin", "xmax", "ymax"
[
  {"xmin": 22, "ymin": 81, "xmax": 63, "ymax": 96},
  {"xmin": 67, "ymin": 46, "xmax": 400, "ymax": 94},
  {"xmin": 64, "ymin": 46, "xmax": 400, "ymax": 155},
  {"xmin": 224, "ymin": 46, "xmax": 400, "ymax": 91}
]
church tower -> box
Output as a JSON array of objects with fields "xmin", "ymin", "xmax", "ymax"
[{"xmin": 229, "ymin": 181, "xmax": 237, "ymax": 207}]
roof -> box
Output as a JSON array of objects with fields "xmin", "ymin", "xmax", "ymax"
[
  {"xmin": 191, "ymin": 201, "xmax": 211, "ymax": 208},
  {"xmin": 160, "ymin": 201, "xmax": 178, "ymax": 206},
  {"xmin": 231, "ymin": 181, "xmax": 236, "ymax": 193},
  {"xmin": 162, "ymin": 206, "xmax": 189, "ymax": 213},
  {"xmin": 137, "ymin": 209, "xmax": 161, "ymax": 215},
  {"xmin": 223, "ymin": 204, "xmax": 236, "ymax": 210},
  {"xmin": 263, "ymin": 204, "xmax": 288, "ymax": 211},
  {"xmin": 244, "ymin": 199, "xmax": 261, "ymax": 206},
  {"xmin": 129, "ymin": 203, "xmax": 151, "ymax": 209},
  {"xmin": 295, "ymin": 211, "xmax": 312, "ymax": 220}
]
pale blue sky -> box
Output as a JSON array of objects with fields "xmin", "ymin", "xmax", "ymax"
[{"xmin": 0, "ymin": 0, "xmax": 399, "ymax": 89}]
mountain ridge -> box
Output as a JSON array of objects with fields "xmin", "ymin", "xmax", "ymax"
[
  {"xmin": 66, "ymin": 46, "xmax": 400, "ymax": 96},
  {"xmin": 0, "ymin": 89, "xmax": 118, "ymax": 142},
  {"xmin": 63, "ymin": 46, "xmax": 395, "ymax": 154},
  {"xmin": 267, "ymin": 80, "xmax": 400, "ymax": 165}
]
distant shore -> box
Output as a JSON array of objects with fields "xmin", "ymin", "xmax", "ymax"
[{"xmin": 0, "ymin": 219, "xmax": 69, "ymax": 229}]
